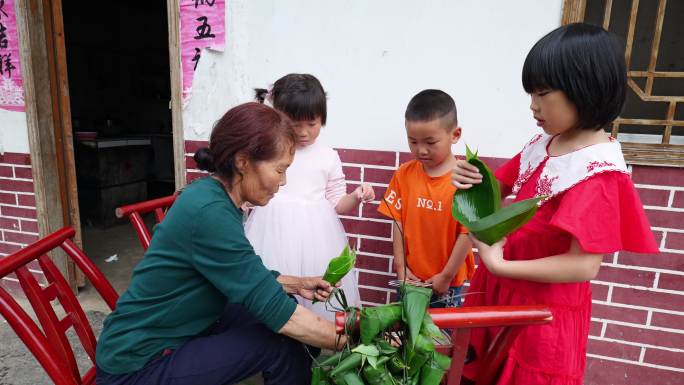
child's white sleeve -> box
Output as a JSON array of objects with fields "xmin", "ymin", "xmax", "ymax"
[{"xmin": 326, "ymin": 152, "xmax": 347, "ymax": 207}]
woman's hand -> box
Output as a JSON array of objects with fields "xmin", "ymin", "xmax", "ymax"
[
  {"xmin": 279, "ymin": 305, "xmax": 347, "ymax": 350},
  {"xmin": 452, "ymin": 159, "xmax": 482, "ymax": 189},
  {"xmin": 354, "ymin": 183, "xmax": 375, "ymax": 203},
  {"xmin": 470, "ymin": 235, "xmax": 506, "ymax": 276},
  {"xmin": 298, "ymin": 276, "xmax": 335, "ymax": 302}
]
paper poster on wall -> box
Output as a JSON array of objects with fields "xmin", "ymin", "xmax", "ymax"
[
  {"xmin": 180, "ymin": 0, "xmax": 225, "ymax": 105},
  {"xmin": 0, "ymin": 0, "xmax": 25, "ymax": 112}
]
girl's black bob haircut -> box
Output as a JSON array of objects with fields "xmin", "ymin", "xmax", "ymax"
[
  {"xmin": 522, "ymin": 23, "xmax": 627, "ymax": 131},
  {"xmin": 255, "ymin": 73, "xmax": 327, "ymax": 125}
]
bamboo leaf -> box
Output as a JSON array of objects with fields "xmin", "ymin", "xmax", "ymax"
[
  {"xmin": 352, "ymin": 344, "xmax": 380, "ymax": 357},
  {"xmin": 420, "ymin": 313, "xmax": 442, "ymax": 340},
  {"xmin": 467, "ymin": 197, "xmax": 544, "ymax": 245},
  {"xmin": 413, "ymin": 333, "xmax": 435, "ymax": 354},
  {"xmin": 329, "ymin": 352, "xmax": 363, "ymax": 378},
  {"xmin": 453, "ymin": 145, "xmax": 501, "ymax": 224},
  {"xmin": 313, "ymin": 245, "xmax": 357, "ymax": 303},
  {"xmin": 387, "ymin": 355, "xmax": 407, "ymax": 374},
  {"xmin": 401, "ymin": 284, "xmax": 431, "ymax": 351},
  {"xmin": 334, "ymin": 371, "xmax": 366, "ymax": 385},
  {"xmin": 315, "ymin": 350, "xmax": 350, "ymax": 368},
  {"xmin": 360, "ymin": 304, "xmax": 402, "ymax": 344},
  {"xmin": 375, "ymin": 339, "xmax": 398, "ymax": 356},
  {"xmin": 419, "ymin": 352, "xmax": 452, "ymax": 385},
  {"xmin": 367, "ymin": 355, "xmax": 378, "ymax": 369},
  {"xmin": 321, "ymin": 245, "xmax": 356, "ymax": 285},
  {"xmin": 465, "ymin": 144, "xmax": 476, "ymax": 160},
  {"xmin": 362, "ymin": 363, "xmax": 395, "ymax": 385},
  {"xmin": 311, "ymin": 366, "xmax": 333, "ymax": 385},
  {"xmin": 407, "ymin": 351, "xmax": 430, "ymax": 377},
  {"xmin": 311, "ymin": 366, "xmax": 323, "ymax": 385},
  {"xmin": 452, "ymin": 148, "xmax": 541, "ymax": 245}
]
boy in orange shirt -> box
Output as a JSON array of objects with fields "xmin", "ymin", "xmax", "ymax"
[{"xmin": 378, "ymin": 89, "xmax": 475, "ymax": 307}]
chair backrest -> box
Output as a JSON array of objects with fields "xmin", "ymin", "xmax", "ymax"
[
  {"xmin": 335, "ymin": 305, "xmax": 552, "ymax": 385},
  {"xmin": 0, "ymin": 227, "xmax": 119, "ymax": 385},
  {"xmin": 115, "ymin": 194, "xmax": 177, "ymax": 251}
]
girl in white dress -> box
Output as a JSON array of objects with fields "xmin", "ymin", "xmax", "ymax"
[{"xmin": 246, "ymin": 74, "xmax": 374, "ymax": 320}]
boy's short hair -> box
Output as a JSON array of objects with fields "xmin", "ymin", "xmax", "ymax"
[
  {"xmin": 405, "ymin": 89, "xmax": 457, "ymax": 127},
  {"xmin": 522, "ymin": 23, "xmax": 627, "ymax": 131}
]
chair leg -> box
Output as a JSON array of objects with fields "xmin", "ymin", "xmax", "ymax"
[
  {"xmin": 445, "ymin": 328, "xmax": 471, "ymax": 385},
  {"xmin": 474, "ymin": 326, "xmax": 523, "ymax": 385}
]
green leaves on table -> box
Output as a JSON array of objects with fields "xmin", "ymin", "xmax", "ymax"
[{"xmin": 452, "ymin": 145, "xmax": 543, "ymax": 245}]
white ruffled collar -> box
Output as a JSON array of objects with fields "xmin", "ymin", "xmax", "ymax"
[{"xmin": 512, "ymin": 133, "xmax": 628, "ymax": 205}]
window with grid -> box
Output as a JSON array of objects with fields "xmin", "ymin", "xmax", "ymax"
[{"xmin": 563, "ymin": 0, "xmax": 684, "ymax": 166}]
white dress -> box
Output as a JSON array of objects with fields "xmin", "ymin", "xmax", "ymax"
[{"xmin": 245, "ymin": 140, "xmax": 360, "ymax": 320}]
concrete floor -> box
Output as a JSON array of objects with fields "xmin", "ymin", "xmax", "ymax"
[
  {"xmin": 77, "ymin": 220, "xmax": 149, "ymax": 313},
  {"xmin": 1, "ymin": 219, "xmax": 261, "ymax": 384}
]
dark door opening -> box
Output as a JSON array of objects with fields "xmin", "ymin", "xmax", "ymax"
[{"xmin": 63, "ymin": 1, "xmax": 174, "ymax": 292}]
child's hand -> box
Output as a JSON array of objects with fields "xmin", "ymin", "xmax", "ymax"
[
  {"xmin": 426, "ymin": 272, "xmax": 451, "ymax": 295},
  {"xmin": 470, "ymin": 235, "xmax": 506, "ymax": 275},
  {"xmin": 452, "ymin": 160, "xmax": 482, "ymax": 189},
  {"xmin": 354, "ymin": 183, "xmax": 375, "ymax": 203}
]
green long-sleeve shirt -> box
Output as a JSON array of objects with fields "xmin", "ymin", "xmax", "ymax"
[{"xmin": 96, "ymin": 177, "xmax": 297, "ymax": 374}]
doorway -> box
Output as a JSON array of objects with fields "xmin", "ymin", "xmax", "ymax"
[{"xmin": 62, "ymin": 1, "xmax": 174, "ymax": 293}]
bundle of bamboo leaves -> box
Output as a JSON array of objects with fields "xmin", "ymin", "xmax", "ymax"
[{"xmin": 312, "ymin": 284, "xmax": 450, "ymax": 385}]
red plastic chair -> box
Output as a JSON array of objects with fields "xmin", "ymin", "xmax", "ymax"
[
  {"xmin": 0, "ymin": 227, "xmax": 119, "ymax": 385},
  {"xmin": 336, "ymin": 304, "xmax": 552, "ymax": 385},
  {"xmin": 115, "ymin": 194, "xmax": 177, "ymax": 251}
]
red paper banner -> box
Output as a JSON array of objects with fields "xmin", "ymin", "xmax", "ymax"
[
  {"xmin": 0, "ymin": 0, "xmax": 24, "ymax": 112},
  {"xmin": 180, "ymin": 0, "xmax": 225, "ymax": 105}
]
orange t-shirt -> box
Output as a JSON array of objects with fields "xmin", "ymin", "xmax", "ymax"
[{"xmin": 377, "ymin": 160, "xmax": 475, "ymax": 286}]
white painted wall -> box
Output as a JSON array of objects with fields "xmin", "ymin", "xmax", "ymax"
[
  {"xmin": 0, "ymin": 110, "xmax": 30, "ymax": 154},
  {"xmin": 184, "ymin": 0, "xmax": 564, "ymax": 158}
]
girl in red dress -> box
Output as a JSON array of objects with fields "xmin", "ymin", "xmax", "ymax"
[{"xmin": 452, "ymin": 23, "xmax": 658, "ymax": 385}]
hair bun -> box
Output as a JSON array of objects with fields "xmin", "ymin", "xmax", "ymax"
[
  {"xmin": 254, "ymin": 88, "xmax": 269, "ymax": 103},
  {"xmin": 194, "ymin": 147, "xmax": 216, "ymax": 172}
]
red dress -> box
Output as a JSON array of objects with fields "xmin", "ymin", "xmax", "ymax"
[{"xmin": 463, "ymin": 135, "xmax": 658, "ymax": 385}]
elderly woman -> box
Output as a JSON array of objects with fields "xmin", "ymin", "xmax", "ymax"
[{"xmin": 96, "ymin": 102, "xmax": 344, "ymax": 385}]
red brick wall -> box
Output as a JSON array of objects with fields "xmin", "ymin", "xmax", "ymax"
[
  {"xmin": 184, "ymin": 140, "xmax": 210, "ymax": 184},
  {"xmin": 0, "ymin": 152, "xmax": 40, "ymax": 290},
  {"xmin": 584, "ymin": 165, "xmax": 684, "ymax": 385},
  {"xmin": 186, "ymin": 141, "xmax": 683, "ymax": 384}
]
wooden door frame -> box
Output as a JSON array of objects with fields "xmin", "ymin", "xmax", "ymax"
[
  {"xmin": 167, "ymin": 0, "xmax": 186, "ymax": 190},
  {"xmin": 15, "ymin": 0, "xmax": 76, "ymax": 288},
  {"xmin": 561, "ymin": 0, "xmax": 587, "ymax": 24},
  {"xmin": 16, "ymin": 0, "xmax": 185, "ymax": 288}
]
